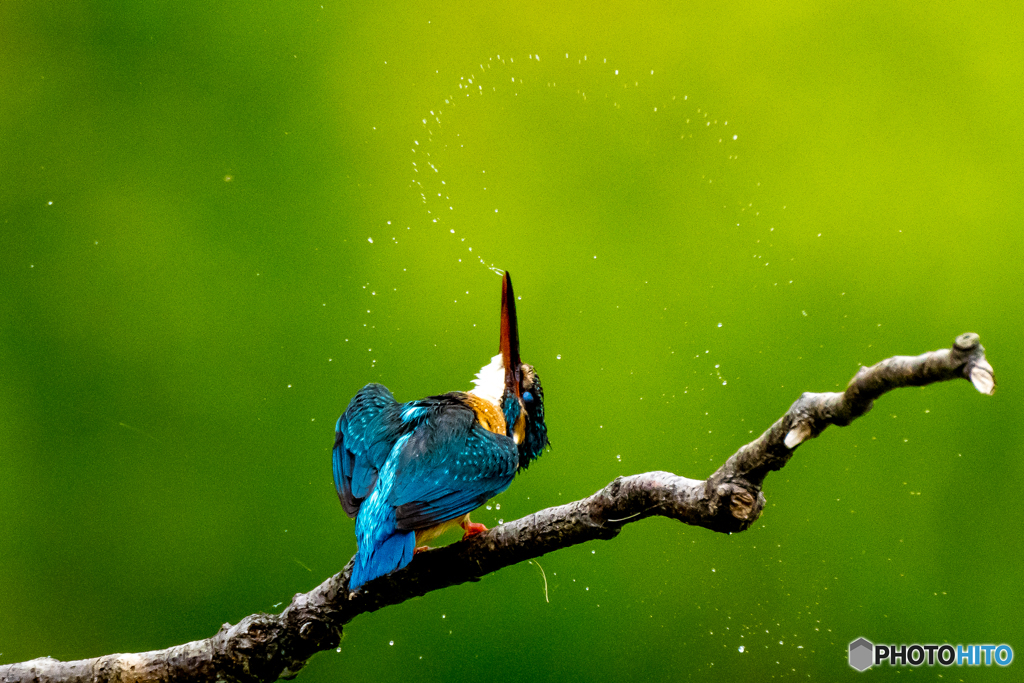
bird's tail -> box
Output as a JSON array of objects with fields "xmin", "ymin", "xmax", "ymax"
[{"xmin": 350, "ymin": 518, "xmax": 416, "ymax": 590}]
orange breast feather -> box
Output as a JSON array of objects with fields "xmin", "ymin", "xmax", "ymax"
[{"xmin": 462, "ymin": 393, "xmax": 506, "ymax": 436}]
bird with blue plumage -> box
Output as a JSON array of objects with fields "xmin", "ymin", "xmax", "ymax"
[{"xmin": 333, "ymin": 272, "xmax": 549, "ymax": 590}]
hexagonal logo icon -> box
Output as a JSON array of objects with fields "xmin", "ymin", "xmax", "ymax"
[{"xmin": 849, "ymin": 638, "xmax": 874, "ymax": 671}]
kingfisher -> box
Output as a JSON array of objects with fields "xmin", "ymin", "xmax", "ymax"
[{"xmin": 333, "ymin": 272, "xmax": 549, "ymax": 590}]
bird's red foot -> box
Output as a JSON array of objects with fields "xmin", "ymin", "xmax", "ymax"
[
  {"xmin": 461, "ymin": 522, "xmax": 488, "ymax": 539},
  {"xmin": 414, "ymin": 545, "xmax": 433, "ymax": 554}
]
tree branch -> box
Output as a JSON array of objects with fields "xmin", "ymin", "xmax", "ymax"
[{"xmin": 1, "ymin": 333, "xmax": 996, "ymax": 683}]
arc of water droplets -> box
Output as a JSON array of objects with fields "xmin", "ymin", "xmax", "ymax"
[{"xmin": 405, "ymin": 52, "xmax": 751, "ymax": 276}]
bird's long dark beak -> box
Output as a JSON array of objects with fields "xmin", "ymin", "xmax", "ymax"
[{"xmin": 500, "ymin": 271, "xmax": 522, "ymax": 398}]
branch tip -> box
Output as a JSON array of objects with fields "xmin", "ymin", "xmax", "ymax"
[
  {"xmin": 969, "ymin": 361, "xmax": 996, "ymax": 395},
  {"xmin": 954, "ymin": 332, "xmax": 980, "ymax": 352}
]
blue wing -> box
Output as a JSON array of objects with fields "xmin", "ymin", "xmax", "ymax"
[
  {"xmin": 389, "ymin": 394, "xmax": 519, "ymax": 531},
  {"xmin": 333, "ymin": 383, "xmax": 402, "ymax": 517}
]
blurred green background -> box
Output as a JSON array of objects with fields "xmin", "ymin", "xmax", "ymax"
[{"xmin": 2, "ymin": 1, "xmax": 1021, "ymax": 680}]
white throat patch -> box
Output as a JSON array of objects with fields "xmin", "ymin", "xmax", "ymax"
[{"xmin": 469, "ymin": 353, "xmax": 505, "ymax": 408}]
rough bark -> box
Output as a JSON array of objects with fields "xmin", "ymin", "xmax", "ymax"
[{"xmin": 0, "ymin": 333, "xmax": 996, "ymax": 683}]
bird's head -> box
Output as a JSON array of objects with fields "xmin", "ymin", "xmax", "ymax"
[
  {"xmin": 468, "ymin": 272, "xmax": 550, "ymax": 468},
  {"xmin": 498, "ymin": 272, "xmax": 549, "ymax": 469}
]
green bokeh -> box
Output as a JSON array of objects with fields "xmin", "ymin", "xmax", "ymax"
[{"xmin": 2, "ymin": 1, "xmax": 1021, "ymax": 680}]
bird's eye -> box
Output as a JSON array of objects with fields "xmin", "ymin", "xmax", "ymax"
[{"xmin": 522, "ymin": 391, "xmax": 534, "ymax": 404}]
